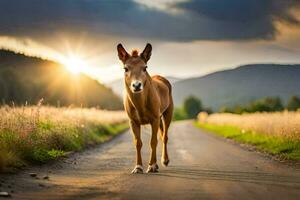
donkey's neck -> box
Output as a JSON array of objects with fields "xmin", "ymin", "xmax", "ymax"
[{"xmin": 126, "ymin": 78, "xmax": 152, "ymax": 112}]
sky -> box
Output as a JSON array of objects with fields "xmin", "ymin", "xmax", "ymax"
[{"xmin": 0, "ymin": 0, "xmax": 300, "ymax": 83}]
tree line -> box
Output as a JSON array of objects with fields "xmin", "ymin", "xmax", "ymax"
[
  {"xmin": 174, "ymin": 95, "xmax": 300, "ymax": 120},
  {"xmin": 220, "ymin": 96, "xmax": 300, "ymax": 114}
]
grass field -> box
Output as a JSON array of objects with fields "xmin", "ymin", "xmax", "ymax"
[
  {"xmin": 196, "ymin": 111, "xmax": 300, "ymax": 160},
  {"xmin": 0, "ymin": 105, "xmax": 128, "ymax": 172}
]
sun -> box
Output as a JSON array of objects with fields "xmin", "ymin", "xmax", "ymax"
[{"xmin": 63, "ymin": 55, "xmax": 86, "ymax": 75}]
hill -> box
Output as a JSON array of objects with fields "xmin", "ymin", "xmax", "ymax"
[
  {"xmin": 0, "ymin": 50, "xmax": 123, "ymax": 110},
  {"xmin": 172, "ymin": 64, "xmax": 300, "ymax": 111}
]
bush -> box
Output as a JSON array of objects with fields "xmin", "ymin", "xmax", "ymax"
[
  {"xmin": 287, "ymin": 96, "xmax": 300, "ymax": 111},
  {"xmin": 249, "ymin": 97, "xmax": 284, "ymax": 112},
  {"xmin": 173, "ymin": 107, "xmax": 188, "ymax": 121},
  {"xmin": 219, "ymin": 96, "xmax": 284, "ymax": 114},
  {"xmin": 219, "ymin": 106, "xmax": 232, "ymax": 113},
  {"xmin": 183, "ymin": 96, "xmax": 202, "ymax": 118}
]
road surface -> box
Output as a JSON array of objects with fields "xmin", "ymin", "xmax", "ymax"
[{"xmin": 1, "ymin": 121, "xmax": 300, "ymax": 200}]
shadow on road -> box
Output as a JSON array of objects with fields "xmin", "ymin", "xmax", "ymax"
[{"xmin": 152, "ymin": 166, "xmax": 300, "ymax": 188}]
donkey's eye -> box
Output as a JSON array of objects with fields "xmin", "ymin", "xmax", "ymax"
[
  {"xmin": 143, "ymin": 66, "xmax": 147, "ymax": 72},
  {"xmin": 124, "ymin": 67, "xmax": 129, "ymax": 72}
]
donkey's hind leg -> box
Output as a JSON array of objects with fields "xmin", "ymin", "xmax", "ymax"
[{"xmin": 161, "ymin": 104, "xmax": 173, "ymax": 167}]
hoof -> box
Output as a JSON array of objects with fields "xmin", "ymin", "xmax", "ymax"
[
  {"xmin": 161, "ymin": 158, "xmax": 170, "ymax": 167},
  {"xmin": 146, "ymin": 164, "xmax": 159, "ymax": 173},
  {"xmin": 131, "ymin": 165, "xmax": 143, "ymax": 174}
]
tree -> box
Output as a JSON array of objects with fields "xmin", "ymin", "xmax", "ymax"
[
  {"xmin": 203, "ymin": 107, "xmax": 213, "ymax": 114},
  {"xmin": 233, "ymin": 105, "xmax": 248, "ymax": 114},
  {"xmin": 266, "ymin": 97, "xmax": 284, "ymax": 111},
  {"xmin": 249, "ymin": 97, "xmax": 283, "ymax": 112},
  {"xmin": 287, "ymin": 96, "xmax": 300, "ymax": 111},
  {"xmin": 219, "ymin": 106, "xmax": 232, "ymax": 113},
  {"xmin": 183, "ymin": 96, "xmax": 202, "ymax": 118}
]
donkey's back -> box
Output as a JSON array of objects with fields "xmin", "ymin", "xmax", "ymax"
[
  {"xmin": 151, "ymin": 75, "xmax": 173, "ymax": 114},
  {"xmin": 152, "ymin": 75, "xmax": 172, "ymax": 93}
]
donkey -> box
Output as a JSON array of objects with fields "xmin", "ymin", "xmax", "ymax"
[{"xmin": 117, "ymin": 43, "xmax": 173, "ymax": 173}]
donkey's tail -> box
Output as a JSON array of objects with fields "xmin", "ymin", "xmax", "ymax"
[{"xmin": 159, "ymin": 118, "xmax": 164, "ymax": 139}]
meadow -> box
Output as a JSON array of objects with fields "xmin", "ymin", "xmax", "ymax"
[
  {"xmin": 0, "ymin": 104, "xmax": 128, "ymax": 172},
  {"xmin": 197, "ymin": 111, "xmax": 300, "ymax": 160}
]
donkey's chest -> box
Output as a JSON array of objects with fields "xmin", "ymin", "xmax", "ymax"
[
  {"xmin": 125, "ymin": 93, "xmax": 160, "ymax": 124},
  {"xmin": 134, "ymin": 109, "xmax": 154, "ymax": 124}
]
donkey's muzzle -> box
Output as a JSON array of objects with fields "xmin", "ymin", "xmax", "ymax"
[{"xmin": 131, "ymin": 80, "xmax": 143, "ymax": 93}]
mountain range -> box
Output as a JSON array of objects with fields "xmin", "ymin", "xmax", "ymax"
[{"xmin": 172, "ymin": 64, "xmax": 300, "ymax": 111}]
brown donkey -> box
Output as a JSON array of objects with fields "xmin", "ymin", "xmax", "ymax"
[{"xmin": 117, "ymin": 43, "xmax": 173, "ymax": 173}]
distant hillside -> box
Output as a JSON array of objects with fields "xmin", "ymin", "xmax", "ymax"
[
  {"xmin": 109, "ymin": 78, "xmax": 125, "ymax": 97},
  {"xmin": 0, "ymin": 50, "xmax": 123, "ymax": 110},
  {"xmin": 173, "ymin": 64, "xmax": 300, "ymax": 111},
  {"xmin": 110, "ymin": 76, "xmax": 181, "ymax": 97}
]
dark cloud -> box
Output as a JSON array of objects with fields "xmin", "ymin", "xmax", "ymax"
[
  {"xmin": 0, "ymin": 0, "xmax": 299, "ymax": 42},
  {"xmin": 176, "ymin": 0, "xmax": 300, "ymax": 40}
]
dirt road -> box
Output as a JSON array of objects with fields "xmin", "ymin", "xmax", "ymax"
[{"xmin": 1, "ymin": 121, "xmax": 300, "ymax": 200}]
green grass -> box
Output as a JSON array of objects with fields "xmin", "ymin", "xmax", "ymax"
[
  {"xmin": 0, "ymin": 121, "xmax": 128, "ymax": 172},
  {"xmin": 195, "ymin": 122, "xmax": 300, "ymax": 160},
  {"xmin": 173, "ymin": 107, "xmax": 188, "ymax": 121}
]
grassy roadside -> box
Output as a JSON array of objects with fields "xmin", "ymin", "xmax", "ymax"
[
  {"xmin": 0, "ymin": 106, "xmax": 128, "ymax": 172},
  {"xmin": 0, "ymin": 122, "xmax": 129, "ymax": 172},
  {"xmin": 195, "ymin": 122, "xmax": 300, "ymax": 160}
]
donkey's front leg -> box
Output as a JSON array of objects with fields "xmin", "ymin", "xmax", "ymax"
[
  {"xmin": 147, "ymin": 119, "xmax": 159, "ymax": 173},
  {"xmin": 130, "ymin": 121, "xmax": 143, "ymax": 174}
]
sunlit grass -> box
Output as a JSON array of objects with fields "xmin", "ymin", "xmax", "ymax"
[
  {"xmin": 196, "ymin": 111, "xmax": 300, "ymax": 160},
  {"xmin": 0, "ymin": 105, "xmax": 128, "ymax": 172},
  {"xmin": 198, "ymin": 111, "xmax": 300, "ymax": 140}
]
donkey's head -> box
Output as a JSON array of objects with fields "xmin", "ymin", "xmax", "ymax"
[{"xmin": 117, "ymin": 43, "xmax": 152, "ymax": 93}]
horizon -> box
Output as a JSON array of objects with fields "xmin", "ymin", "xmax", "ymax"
[
  {"xmin": 2, "ymin": 47, "xmax": 300, "ymax": 84},
  {"xmin": 0, "ymin": 0, "xmax": 300, "ymax": 83},
  {"xmin": 0, "ymin": 48, "xmax": 300, "ymax": 85}
]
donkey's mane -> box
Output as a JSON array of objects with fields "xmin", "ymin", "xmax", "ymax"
[{"xmin": 131, "ymin": 49, "xmax": 139, "ymax": 57}]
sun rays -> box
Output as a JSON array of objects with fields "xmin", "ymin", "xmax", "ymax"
[{"xmin": 63, "ymin": 54, "xmax": 86, "ymax": 75}]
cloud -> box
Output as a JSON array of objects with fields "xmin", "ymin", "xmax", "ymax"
[
  {"xmin": 0, "ymin": 0, "xmax": 299, "ymax": 42},
  {"xmin": 0, "ymin": 36, "xmax": 64, "ymax": 61},
  {"xmin": 175, "ymin": 0, "xmax": 300, "ymax": 40}
]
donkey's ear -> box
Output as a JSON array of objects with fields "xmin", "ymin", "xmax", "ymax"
[
  {"xmin": 140, "ymin": 43, "xmax": 152, "ymax": 62},
  {"xmin": 117, "ymin": 43, "xmax": 129, "ymax": 64}
]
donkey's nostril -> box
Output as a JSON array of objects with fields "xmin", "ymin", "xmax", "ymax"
[
  {"xmin": 131, "ymin": 81, "xmax": 143, "ymax": 92},
  {"xmin": 134, "ymin": 84, "xmax": 141, "ymax": 90}
]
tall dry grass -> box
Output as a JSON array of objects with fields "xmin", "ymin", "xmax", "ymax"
[
  {"xmin": 198, "ymin": 111, "xmax": 300, "ymax": 140},
  {"xmin": 0, "ymin": 104, "xmax": 128, "ymax": 172},
  {"xmin": 0, "ymin": 106, "xmax": 127, "ymax": 131}
]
